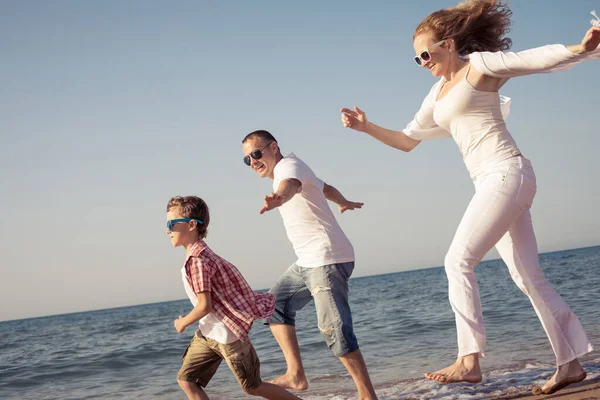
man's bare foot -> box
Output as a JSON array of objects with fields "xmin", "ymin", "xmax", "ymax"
[
  {"xmin": 532, "ymin": 359, "xmax": 586, "ymax": 395},
  {"xmin": 268, "ymin": 373, "xmax": 309, "ymax": 391},
  {"xmin": 424, "ymin": 355, "xmax": 482, "ymax": 384}
]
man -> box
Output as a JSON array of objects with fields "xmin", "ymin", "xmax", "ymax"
[{"xmin": 241, "ymin": 129, "xmax": 377, "ymax": 400}]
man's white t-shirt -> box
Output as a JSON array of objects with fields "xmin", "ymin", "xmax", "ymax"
[{"xmin": 272, "ymin": 153, "xmax": 354, "ymax": 268}]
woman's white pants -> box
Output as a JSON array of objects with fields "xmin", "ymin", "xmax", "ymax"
[{"xmin": 445, "ymin": 156, "xmax": 593, "ymax": 365}]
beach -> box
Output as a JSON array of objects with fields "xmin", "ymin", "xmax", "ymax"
[{"xmin": 1, "ymin": 246, "xmax": 598, "ymax": 399}]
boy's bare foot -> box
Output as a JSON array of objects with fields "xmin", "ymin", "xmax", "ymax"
[
  {"xmin": 532, "ymin": 359, "xmax": 586, "ymax": 395},
  {"xmin": 424, "ymin": 355, "xmax": 482, "ymax": 384},
  {"xmin": 268, "ymin": 373, "xmax": 309, "ymax": 391}
]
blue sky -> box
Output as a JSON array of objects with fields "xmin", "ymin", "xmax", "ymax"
[{"xmin": 1, "ymin": 0, "xmax": 598, "ymax": 321}]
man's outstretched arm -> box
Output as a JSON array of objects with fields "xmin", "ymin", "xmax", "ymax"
[
  {"xmin": 259, "ymin": 178, "xmax": 302, "ymax": 214},
  {"xmin": 323, "ymin": 182, "xmax": 364, "ymax": 213}
]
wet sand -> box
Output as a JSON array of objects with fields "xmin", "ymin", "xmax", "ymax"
[{"xmin": 502, "ymin": 377, "xmax": 600, "ymax": 400}]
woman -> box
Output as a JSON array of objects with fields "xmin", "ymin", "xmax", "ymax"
[{"xmin": 341, "ymin": 0, "xmax": 599, "ymax": 395}]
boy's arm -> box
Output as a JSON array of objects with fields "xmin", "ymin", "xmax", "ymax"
[
  {"xmin": 259, "ymin": 178, "xmax": 302, "ymax": 214},
  {"xmin": 174, "ymin": 291, "xmax": 212, "ymax": 333},
  {"xmin": 323, "ymin": 182, "xmax": 364, "ymax": 214}
]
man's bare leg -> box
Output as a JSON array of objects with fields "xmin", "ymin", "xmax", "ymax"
[
  {"xmin": 339, "ymin": 349, "xmax": 378, "ymax": 400},
  {"xmin": 268, "ymin": 323, "xmax": 309, "ymax": 391},
  {"xmin": 424, "ymin": 353, "xmax": 483, "ymax": 384}
]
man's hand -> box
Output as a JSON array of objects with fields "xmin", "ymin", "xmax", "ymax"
[
  {"xmin": 259, "ymin": 179, "xmax": 302, "ymax": 214},
  {"xmin": 323, "ymin": 183, "xmax": 364, "ymax": 213},
  {"xmin": 260, "ymin": 192, "xmax": 285, "ymax": 214},
  {"xmin": 174, "ymin": 315, "xmax": 187, "ymax": 333},
  {"xmin": 338, "ymin": 200, "xmax": 364, "ymax": 214}
]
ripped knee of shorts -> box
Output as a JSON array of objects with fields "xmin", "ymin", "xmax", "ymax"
[
  {"xmin": 318, "ymin": 324, "xmax": 337, "ymax": 349},
  {"xmin": 310, "ymin": 286, "xmax": 331, "ymax": 296},
  {"xmin": 311, "ymin": 286, "xmax": 340, "ymax": 352}
]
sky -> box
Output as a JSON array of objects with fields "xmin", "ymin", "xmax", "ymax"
[{"xmin": 1, "ymin": 0, "xmax": 599, "ymax": 322}]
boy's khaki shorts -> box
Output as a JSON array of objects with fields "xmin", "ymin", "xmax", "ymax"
[{"xmin": 177, "ymin": 330, "xmax": 262, "ymax": 392}]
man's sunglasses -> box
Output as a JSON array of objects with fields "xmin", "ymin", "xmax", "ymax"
[
  {"xmin": 167, "ymin": 218, "xmax": 203, "ymax": 231},
  {"xmin": 414, "ymin": 39, "xmax": 446, "ymax": 66},
  {"xmin": 243, "ymin": 141, "xmax": 273, "ymax": 166}
]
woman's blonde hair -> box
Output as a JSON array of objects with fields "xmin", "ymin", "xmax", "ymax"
[{"xmin": 414, "ymin": 0, "xmax": 513, "ymax": 55}]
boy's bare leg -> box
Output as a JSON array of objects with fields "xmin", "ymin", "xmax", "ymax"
[
  {"xmin": 268, "ymin": 323, "xmax": 309, "ymax": 390},
  {"xmin": 178, "ymin": 380, "xmax": 210, "ymax": 400},
  {"xmin": 248, "ymin": 382, "xmax": 303, "ymax": 399},
  {"xmin": 339, "ymin": 350, "xmax": 378, "ymax": 400}
]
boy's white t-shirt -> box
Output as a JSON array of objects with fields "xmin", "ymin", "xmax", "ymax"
[
  {"xmin": 272, "ymin": 153, "xmax": 354, "ymax": 268},
  {"xmin": 180, "ymin": 267, "xmax": 238, "ymax": 344}
]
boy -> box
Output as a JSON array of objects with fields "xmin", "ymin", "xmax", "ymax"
[{"xmin": 166, "ymin": 195, "xmax": 301, "ymax": 400}]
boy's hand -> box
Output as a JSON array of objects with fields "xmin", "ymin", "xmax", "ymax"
[
  {"xmin": 174, "ymin": 315, "xmax": 187, "ymax": 333},
  {"xmin": 339, "ymin": 200, "xmax": 364, "ymax": 213}
]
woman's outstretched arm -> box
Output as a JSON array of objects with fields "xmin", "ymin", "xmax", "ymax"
[
  {"xmin": 469, "ymin": 26, "xmax": 600, "ymax": 86},
  {"xmin": 341, "ymin": 106, "xmax": 421, "ymax": 152}
]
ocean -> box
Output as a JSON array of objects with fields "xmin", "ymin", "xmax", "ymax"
[{"xmin": 1, "ymin": 246, "xmax": 599, "ymax": 400}]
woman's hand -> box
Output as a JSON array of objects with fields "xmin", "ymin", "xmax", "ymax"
[
  {"xmin": 341, "ymin": 106, "xmax": 369, "ymax": 132},
  {"xmin": 570, "ymin": 26, "xmax": 600, "ymax": 54},
  {"xmin": 582, "ymin": 26, "xmax": 600, "ymax": 52}
]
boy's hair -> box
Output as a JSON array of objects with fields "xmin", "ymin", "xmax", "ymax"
[{"xmin": 166, "ymin": 196, "xmax": 210, "ymax": 239}]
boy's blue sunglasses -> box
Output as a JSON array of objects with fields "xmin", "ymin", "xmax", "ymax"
[{"xmin": 167, "ymin": 218, "xmax": 204, "ymax": 231}]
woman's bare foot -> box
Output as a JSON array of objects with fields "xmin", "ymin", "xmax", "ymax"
[
  {"xmin": 532, "ymin": 359, "xmax": 586, "ymax": 395},
  {"xmin": 424, "ymin": 354, "xmax": 483, "ymax": 384},
  {"xmin": 268, "ymin": 373, "xmax": 309, "ymax": 391}
]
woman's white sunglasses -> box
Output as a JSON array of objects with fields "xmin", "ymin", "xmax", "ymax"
[{"xmin": 414, "ymin": 39, "xmax": 446, "ymax": 66}]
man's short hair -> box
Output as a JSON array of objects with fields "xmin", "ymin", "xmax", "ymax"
[{"xmin": 242, "ymin": 130, "xmax": 277, "ymax": 145}]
